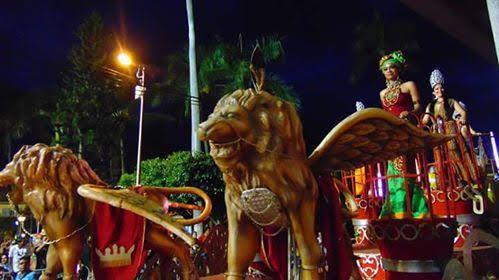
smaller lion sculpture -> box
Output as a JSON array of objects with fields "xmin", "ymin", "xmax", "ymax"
[{"xmin": 0, "ymin": 144, "xmax": 205, "ymax": 280}]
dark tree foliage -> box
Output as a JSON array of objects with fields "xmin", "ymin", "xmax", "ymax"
[
  {"xmin": 197, "ymin": 35, "xmax": 301, "ymax": 110},
  {"xmin": 118, "ymin": 151, "xmax": 226, "ymax": 220},
  {"xmin": 350, "ymin": 11, "xmax": 421, "ymax": 84},
  {"xmin": 51, "ymin": 12, "xmax": 128, "ymax": 181},
  {"xmin": 0, "ymin": 87, "xmax": 54, "ymax": 165},
  {"xmin": 150, "ymin": 35, "xmax": 301, "ymax": 124}
]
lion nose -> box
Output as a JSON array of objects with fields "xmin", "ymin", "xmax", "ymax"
[{"xmin": 197, "ymin": 124, "xmax": 208, "ymax": 141}]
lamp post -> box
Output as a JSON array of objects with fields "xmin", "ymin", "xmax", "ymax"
[
  {"xmin": 117, "ymin": 52, "xmax": 146, "ymax": 186},
  {"xmin": 17, "ymin": 215, "xmax": 26, "ymax": 236},
  {"xmin": 134, "ymin": 66, "xmax": 146, "ymax": 186}
]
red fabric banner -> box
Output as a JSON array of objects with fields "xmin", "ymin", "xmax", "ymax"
[
  {"xmin": 259, "ymin": 174, "xmax": 353, "ymax": 280},
  {"xmin": 317, "ymin": 173, "xmax": 354, "ymax": 280},
  {"xmin": 91, "ymin": 202, "xmax": 147, "ymax": 280},
  {"xmin": 260, "ymin": 230, "xmax": 287, "ymax": 280}
]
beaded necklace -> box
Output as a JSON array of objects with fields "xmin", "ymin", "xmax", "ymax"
[{"xmin": 382, "ymin": 78, "xmax": 402, "ymax": 107}]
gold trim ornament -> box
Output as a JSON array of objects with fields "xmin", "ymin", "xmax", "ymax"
[
  {"xmin": 392, "ymin": 156, "xmax": 406, "ymax": 173},
  {"xmin": 366, "ymin": 221, "xmax": 457, "ymax": 241},
  {"xmin": 240, "ymin": 187, "xmax": 288, "ymax": 236},
  {"xmin": 382, "ymin": 78, "xmax": 403, "ymax": 108},
  {"xmin": 95, "ymin": 244, "xmax": 135, "ymax": 268}
]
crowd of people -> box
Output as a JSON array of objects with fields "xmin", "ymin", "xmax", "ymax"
[{"xmin": 0, "ymin": 231, "xmax": 48, "ymax": 280}]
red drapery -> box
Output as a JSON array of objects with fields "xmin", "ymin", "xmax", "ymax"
[
  {"xmin": 90, "ymin": 202, "xmax": 147, "ymax": 280},
  {"xmin": 260, "ymin": 173, "xmax": 353, "ymax": 280}
]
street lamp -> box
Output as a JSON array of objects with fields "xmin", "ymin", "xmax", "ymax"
[
  {"xmin": 117, "ymin": 52, "xmax": 133, "ymax": 67},
  {"xmin": 17, "ymin": 215, "xmax": 26, "ymax": 236},
  {"xmin": 117, "ymin": 51, "xmax": 146, "ymax": 186}
]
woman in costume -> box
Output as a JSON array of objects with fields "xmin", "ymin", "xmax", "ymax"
[
  {"xmin": 422, "ymin": 69, "xmax": 478, "ymax": 185},
  {"xmin": 452, "ymin": 102, "xmax": 482, "ymax": 139},
  {"xmin": 421, "ymin": 69, "xmax": 467, "ymax": 127},
  {"xmin": 378, "ymin": 50, "xmax": 429, "ymax": 218}
]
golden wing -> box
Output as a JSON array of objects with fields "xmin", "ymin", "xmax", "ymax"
[
  {"xmin": 78, "ymin": 184, "xmax": 207, "ymax": 246},
  {"xmin": 308, "ymin": 108, "xmax": 453, "ymax": 172}
]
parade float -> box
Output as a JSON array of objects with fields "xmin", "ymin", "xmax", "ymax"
[
  {"xmin": 192, "ymin": 50, "xmax": 499, "ymax": 280},
  {"xmin": 0, "ymin": 47, "xmax": 497, "ymax": 280},
  {"xmin": 345, "ymin": 116, "xmax": 499, "ymax": 280},
  {"xmin": 341, "ymin": 56, "xmax": 499, "ymax": 280},
  {"xmin": 196, "ymin": 48, "xmax": 457, "ymax": 280}
]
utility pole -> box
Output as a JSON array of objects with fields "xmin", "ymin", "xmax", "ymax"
[{"xmin": 186, "ymin": 0, "xmax": 201, "ymax": 154}]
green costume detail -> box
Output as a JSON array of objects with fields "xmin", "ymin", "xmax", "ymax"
[
  {"xmin": 379, "ymin": 50, "xmax": 406, "ymax": 71},
  {"xmin": 379, "ymin": 161, "xmax": 429, "ymax": 219}
]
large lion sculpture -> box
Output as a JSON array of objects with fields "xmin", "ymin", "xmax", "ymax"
[
  {"xmin": 198, "ymin": 87, "xmax": 451, "ymax": 279},
  {"xmin": 0, "ymin": 144, "xmax": 211, "ymax": 280}
]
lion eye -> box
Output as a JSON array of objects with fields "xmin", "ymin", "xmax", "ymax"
[{"xmin": 226, "ymin": 112, "xmax": 237, "ymax": 119}]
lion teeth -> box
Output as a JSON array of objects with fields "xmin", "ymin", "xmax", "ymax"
[{"xmin": 209, "ymin": 140, "xmax": 240, "ymax": 158}]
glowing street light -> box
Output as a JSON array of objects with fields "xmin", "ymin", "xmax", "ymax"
[
  {"xmin": 16, "ymin": 215, "xmax": 26, "ymax": 236},
  {"xmin": 117, "ymin": 51, "xmax": 146, "ymax": 186},
  {"xmin": 117, "ymin": 52, "xmax": 132, "ymax": 67}
]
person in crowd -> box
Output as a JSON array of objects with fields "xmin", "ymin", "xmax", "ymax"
[
  {"xmin": 0, "ymin": 254, "xmax": 11, "ymax": 276},
  {"xmin": 0, "ymin": 238, "xmax": 12, "ymax": 257},
  {"xmin": 8, "ymin": 237, "xmax": 32, "ymax": 275},
  {"xmin": 32, "ymin": 231, "xmax": 48, "ymax": 271},
  {"xmin": 14, "ymin": 256, "xmax": 35, "ymax": 280}
]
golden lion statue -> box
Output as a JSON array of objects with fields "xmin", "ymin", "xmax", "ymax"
[
  {"xmin": 0, "ymin": 144, "xmax": 212, "ymax": 280},
  {"xmin": 198, "ymin": 88, "xmax": 451, "ymax": 279}
]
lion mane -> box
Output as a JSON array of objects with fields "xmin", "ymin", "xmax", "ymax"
[
  {"xmin": 5, "ymin": 143, "xmax": 104, "ymax": 220},
  {"xmin": 200, "ymin": 89, "xmax": 316, "ymax": 208},
  {"xmin": 214, "ymin": 89, "xmax": 306, "ymax": 158}
]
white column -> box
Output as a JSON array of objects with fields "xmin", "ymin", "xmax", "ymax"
[
  {"xmin": 186, "ymin": 0, "xmax": 201, "ymax": 154},
  {"xmin": 487, "ymin": 0, "xmax": 499, "ymax": 64}
]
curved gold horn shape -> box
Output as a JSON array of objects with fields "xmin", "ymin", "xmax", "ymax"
[
  {"xmin": 333, "ymin": 178, "xmax": 358, "ymax": 217},
  {"xmin": 146, "ymin": 186, "xmax": 213, "ymax": 225}
]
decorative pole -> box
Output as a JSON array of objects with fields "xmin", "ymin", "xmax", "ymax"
[
  {"xmin": 186, "ymin": 0, "xmax": 201, "ymax": 154},
  {"xmin": 490, "ymin": 131, "xmax": 499, "ymax": 175},
  {"xmin": 486, "ymin": 0, "xmax": 499, "ymax": 64},
  {"xmin": 135, "ymin": 66, "xmax": 146, "ymax": 186},
  {"xmin": 117, "ymin": 52, "xmax": 146, "ymax": 186},
  {"xmin": 186, "ymin": 0, "xmax": 203, "ymax": 237}
]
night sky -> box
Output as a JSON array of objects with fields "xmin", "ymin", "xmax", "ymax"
[{"xmin": 1, "ymin": 0, "xmax": 498, "ymax": 155}]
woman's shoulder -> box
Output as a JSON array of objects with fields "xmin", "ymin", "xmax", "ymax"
[
  {"xmin": 425, "ymin": 101, "xmax": 433, "ymax": 110},
  {"xmin": 401, "ymin": 80, "xmax": 417, "ymax": 88},
  {"xmin": 379, "ymin": 88, "xmax": 388, "ymax": 97}
]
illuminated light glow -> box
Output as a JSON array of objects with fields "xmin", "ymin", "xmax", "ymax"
[
  {"xmin": 415, "ymin": 159, "xmax": 421, "ymax": 182},
  {"xmin": 377, "ymin": 163, "xmax": 384, "ymax": 197},
  {"xmin": 491, "ymin": 131, "xmax": 499, "ymax": 171},
  {"xmin": 428, "ymin": 166, "xmax": 437, "ymax": 189},
  {"xmin": 117, "ymin": 52, "xmax": 132, "ymax": 66}
]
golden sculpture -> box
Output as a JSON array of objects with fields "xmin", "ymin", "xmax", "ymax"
[
  {"xmin": 0, "ymin": 144, "xmax": 212, "ymax": 280},
  {"xmin": 198, "ymin": 88, "xmax": 452, "ymax": 279}
]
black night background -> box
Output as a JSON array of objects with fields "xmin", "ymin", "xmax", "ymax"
[{"xmin": 1, "ymin": 0, "xmax": 498, "ymax": 176}]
